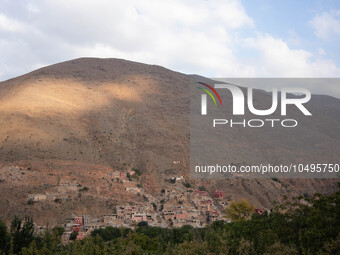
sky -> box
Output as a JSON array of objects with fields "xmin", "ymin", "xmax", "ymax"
[{"xmin": 0, "ymin": 0, "xmax": 340, "ymax": 97}]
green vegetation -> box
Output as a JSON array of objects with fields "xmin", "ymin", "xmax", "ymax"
[
  {"xmin": 137, "ymin": 221, "xmax": 148, "ymax": 228},
  {"xmin": 271, "ymin": 177, "xmax": 281, "ymax": 183},
  {"xmin": 198, "ymin": 186, "xmax": 207, "ymax": 191},
  {"xmin": 52, "ymin": 226, "xmax": 65, "ymax": 237},
  {"xmin": 1, "ymin": 216, "xmax": 35, "ymax": 254},
  {"xmin": 224, "ymin": 198, "xmax": 255, "ymax": 221},
  {"xmin": 183, "ymin": 182, "xmax": 191, "ymax": 188},
  {"xmin": 0, "ymin": 184, "xmax": 339, "ymax": 254},
  {"xmin": 127, "ymin": 168, "xmax": 142, "ymax": 181},
  {"xmin": 27, "ymin": 199, "xmax": 34, "ymax": 205},
  {"xmin": 69, "ymin": 231, "xmax": 78, "ymax": 241},
  {"xmin": 79, "ymin": 187, "xmax": 89, "ymax": 192},
  {"xmin": 132, "ymin": 168, "xmax": 141, "ymax": 176},
  {"xmin": 54, "ymin": 198, "xmax": 61, "ymax": 203},
  {"xmin": 151, "ymin": 202, "xmax": 157, "ymax": 211}
]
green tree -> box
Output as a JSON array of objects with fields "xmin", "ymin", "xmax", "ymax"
[
  {"xmin": 318, "ymin": 233, "xmax": 340, "ymax": 255},
  {"xmin": 174, "ymin": 240, "xmax": 209, "ymax": 255},
  {"xmin": 0, "ymin": 219, "xmax": 9, "ymax": 253},
  {"xmin": 183, "ymin": 182, "xmax": 191, "ymax": 188},
  {"xmin": 198, "ymin": 186, "xmax": 207, "ymax": 191},
  {"xmin": 137, "ymin": 221, "xmax": 148, "ymax": 227},
  {"xmin": 225, "ymin": 199, "xmax": 255, "ymax": 221},
  {"xmin": 69, "ymin": 231, "xmax": 78, "ymax": 241},
  {"xmin": 10, "ymin": 216, "xmax": 34, "ymax": 254},
  {"xmin": 91, "ymin": 226, "xmax": 122, "ymax": 241},
  {"xmin": 114, "ymin": 232, "xmax": 161, "ymax": 254},
  {"xmin": 69, "ymin": 235, "xmax": 112, "ymax": 255},
  {"xmin": 132, "ymin": 168, "xmax": 141, "ymax": 176},
  {"xmin": 36, "ymin": 227, "xmax": 63, "ymax": 254},
  {"xmin": 27, "ymin": 199, "xmax": 34, "ymax": 205},
  {"xmin": 237, "ymin": 238, "xmax": 256, "ymax": 255},
  {"xmin": 79, "ymin": 187, "xmax": 89, "ymax": 192},
  {"xmin": 21, "ymin": 241, "xmax": 39, "ymax": 255},
  {"xmin": 271, "ymin": 185, "xmax": 340, "ymax": 254},
  {"xmin": 264, "ymin": 242, "xmax": 298, "ymax": 255},
  {"xmin": 52, "ymin": 226, "xmax": 65, "ymax": 237}
]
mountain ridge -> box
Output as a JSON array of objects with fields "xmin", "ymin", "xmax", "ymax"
[{"xmin": 0, "ymin": 58, "xmax": 338, "ymax": 224}]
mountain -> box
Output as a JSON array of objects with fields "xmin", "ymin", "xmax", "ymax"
[
  {"xmin": 189, "ymin": 78, "xmax": 340, "ymax": 178},
  {"xmin": 0, "ymin": 58, "xmax": 338, "ymax": 224},
  {"xmin": 0, "ymin": 58, "xmax": 189, "ymax": 174}
]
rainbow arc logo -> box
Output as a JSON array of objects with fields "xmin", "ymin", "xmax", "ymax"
[{"xmin": 196, "ymin": 82, "xmax": 223, "ymax": 106}]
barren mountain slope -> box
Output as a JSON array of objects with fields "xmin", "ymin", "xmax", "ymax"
[
  {"xmin": 0, "ymin": 58, "xmax": 190, "ymax": 178},
  {"xmin": 0, "ymin": 58, "xmax": 338, "ymax": 224}
]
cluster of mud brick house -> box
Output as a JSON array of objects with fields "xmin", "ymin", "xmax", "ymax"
[
  {"xmin": 59, "ymin": 189, "xmax": 227, "ymax": 241},
  {"xmin": 26, "ymin": 169, "xmax": 142, "ymax": 203},
  {"xmin": 61, "ymin": 204, "xmax": 156, "ymax": 242},
  {"xmin": 161, "ymin": 189, "xmax": 227, "ymax": 227},
  {"xmin": 58, "ymin": 188, "xmax": 266, "ymax": 242}
]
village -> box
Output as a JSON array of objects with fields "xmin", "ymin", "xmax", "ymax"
[
  {"xmin": 24, "ymin": 168, "xmax": 235, "ymax": 242},
  {"xmin": 54, "ymin": 187, "xmax": 232, "ymax": 243},
  {"xmin": 0, "ymin": 164, "xmax": 265, "ymax": 243}
]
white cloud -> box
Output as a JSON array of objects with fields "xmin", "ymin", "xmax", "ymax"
[
  {"xmin": 26, "ymin": 3, "xmax": 40, "ymax": 14},
  {"xmin": 0, "ymin": 0, "xmax": 255, "ymax": 79},
  {"xmin": 0, "ymin": 0, "xmax": 339, "ymax": 98},
  {"xmin": 244, "ymin": 34, "xmax": 339, "ymax": 78},
  {"xmin": 317, "ymin": 48, "xmax": 326, "ymax": 55},
  {"xmin": 0, "ymin": 14, "xmax": 28, "ymax": 33},
  {"xmin": 310, "ymin": 10, "xmax": 340, "ymax": 40}
]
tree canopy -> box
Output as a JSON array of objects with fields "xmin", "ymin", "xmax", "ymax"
[
  {"xmin": 0, "ymin": 184, "xmax": 339, "ymax": 254},
  {"xmin": 224, "ymin": 198, "xmax": 255, "ymax": 221}
]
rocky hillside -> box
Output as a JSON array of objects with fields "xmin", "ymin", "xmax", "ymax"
[{"xmin": 0, "ymin": 58, "xmax": 338, "ymax": 224}]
